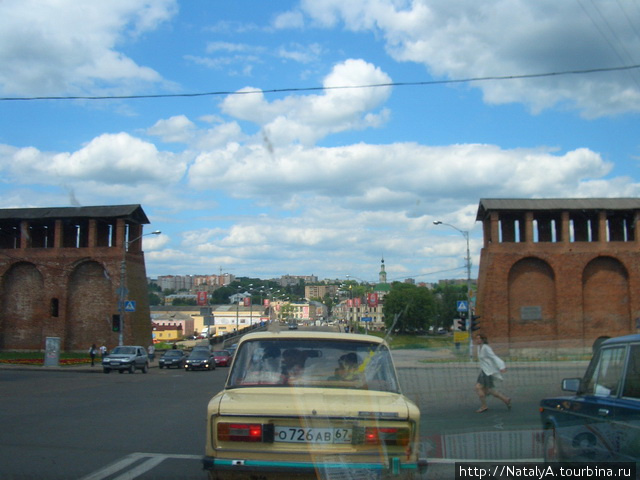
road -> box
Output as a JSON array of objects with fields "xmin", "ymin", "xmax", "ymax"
[{"xmin": 0, "ymin": 353, "xmax": 588, "ymax": 480}]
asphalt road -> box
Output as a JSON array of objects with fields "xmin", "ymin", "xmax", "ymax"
[{"xmin": 0, "ymin": 353, "xmax": 588, "ymax": 480}]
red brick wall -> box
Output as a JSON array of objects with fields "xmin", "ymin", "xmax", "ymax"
[
  {"xmin": 0, "ymin": 247, "xmax": 152, "ymax": 352},
  {"xmin": 477, "ymin": 239, "xmax": 640, "ymax": 352}
]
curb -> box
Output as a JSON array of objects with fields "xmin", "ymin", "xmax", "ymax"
[{"xmin": 0, "ymin": 363, "xmax": 160, "ymax": 373}]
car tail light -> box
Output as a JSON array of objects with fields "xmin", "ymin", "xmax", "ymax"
[
  {"xmin": 363, "ymin": 427, "xmax": 411, "ymax": 446},
  {"xmin": 217, "ymin": 423, "xmax": 264, "ymax": 442}
]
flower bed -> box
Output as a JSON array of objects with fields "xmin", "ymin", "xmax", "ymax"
[{"xmin": 0, "ymin": 358, "xmax": 92, "ymax": 366}]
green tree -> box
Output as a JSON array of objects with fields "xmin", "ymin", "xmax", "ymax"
[
  {"xmin": 432, "ymin": 283, "xmax": 468, "ymax": 329},
  {"xmin": 172, "ymin": 297, "xmax": 197, "ymax": 306},
  {"xmin": 148, "ymin": 292, "xmax": 162, "ymax": 306},
  {"xmin": 383, "ymin": 282, "xmax": 436, "ymax": 332}
]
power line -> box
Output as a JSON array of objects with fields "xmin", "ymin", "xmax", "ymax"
[{"xmin": 1, "ymin": 64, "xmax": 639, "ymax": 102}]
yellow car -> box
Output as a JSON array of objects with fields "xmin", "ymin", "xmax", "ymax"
[{"xmin": 203, "ymin": 331, "xmax": 427, "ymax": 479}]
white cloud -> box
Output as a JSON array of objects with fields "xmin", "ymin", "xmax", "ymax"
[
  {"xmin": 298, "ymin": 0, "xmax": 640, "ymax": 117},
  {"xmin": 2, "ymin": 133, "xmax": 187, "ymax": 193},
  {"xmin": 0, "ymin": 0, "xmax": 177, "ymax": 96},
  {"xmin": 220, "ymin": 59, "xmax": 392, "ymax": 145},
  {"xmin": 277, "ymin": 43, "xmax": 323, "ymax": 63},
  {"xmin": 187, "ymin": 139, "xmax": 623, "ymax": 212},
  {"xmin": 147, "ymin": 115, "xmax": 196, "ymax": 143},
  {"xmin": 273, "ymin": 10, "xmax": 305, "ymax": 29}
]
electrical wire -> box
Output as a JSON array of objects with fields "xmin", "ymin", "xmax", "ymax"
[{"xmin": 1, "ymin": 64, "xmax": 639, "ymax": 102}]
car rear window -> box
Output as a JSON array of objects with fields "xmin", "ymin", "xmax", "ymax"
[{"xmin": 227, "ymin": 338, "xmax": 399, "ymax": 393}]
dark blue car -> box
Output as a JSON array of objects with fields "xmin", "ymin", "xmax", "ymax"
[{"xmin": 540, "ymin": 334, "xmax": 640, "ymax": 462}]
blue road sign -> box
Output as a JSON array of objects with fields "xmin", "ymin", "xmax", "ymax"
[
  {"xmin": 456, "ymin": 301, "xmax": 468, "ymax": 312},
  {"xmin": 124, "ymin": 301, "xmax": 136, "ymax": 312}
]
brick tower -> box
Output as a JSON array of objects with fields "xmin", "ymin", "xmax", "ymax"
[
  {"xmin": 475, "ymin": 198, "xmax": 640, "ymax": 352},
  {"xmin": 0, "ymin": 205, "xmax": 153, "ymax": 351}
]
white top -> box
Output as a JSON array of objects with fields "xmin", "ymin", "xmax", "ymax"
[{"xmin": 478, "ymin": 343, "xmax": 506, "ymax": 380}]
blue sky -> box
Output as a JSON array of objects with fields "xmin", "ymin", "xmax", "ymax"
[{"xmin": 1, "ymin": 0, "xmax": 639, "ymax": 283}]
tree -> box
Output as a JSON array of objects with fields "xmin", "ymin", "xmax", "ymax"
[
  {"xmin": 382, "ymin": 282, "xmax": 436, "ymax": 333},
  {"xmin": 172, "ymin": 297, "xmax": 197, "ymax": 306},
  {"xmin": 432, "ymin": 283, "xmax": 468, "ymax": 329},
  {"xmin": 148, "ymin": 292, "xmax": 162, "ymax": 306},
  {"xmin": 279, "ymin": 303, "xmax": 295, "ymax": 323}
]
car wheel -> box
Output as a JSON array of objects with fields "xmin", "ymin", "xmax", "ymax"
[
  {"xmin": 129, "ymin": 364, "xmax": 135, "ymax": 374},
  {"xmin": 159, "ymin": 364, "xmax": 164, "ymax": 369},
  {"xmin": 142, "ymin": 363, "xmax": 149, "ymax": 374},
  {"xmin": 543, "ymin": 427, "xmax": 562, "ymax": 462},
  {"xmin": 571, "ymin": 432, "xmax": 597, "ymax": 460},
  {"xmin": 118, "ymin": 369, "xmax": 124, "ymax": 374},
  {"xmin": 103, "ymin": 368, "xmax": 110, "ymax": 374}
]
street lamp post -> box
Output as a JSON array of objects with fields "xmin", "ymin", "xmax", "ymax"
[
  {"xmin": 433, "ymin": 221, "xmax": 473, "ymax": 359},
  {"xmin": 118, "ymin": 229, "xmax": 161, "ymax": 346},
  {"xmin": 235, "ymin": 285, "xmax": 242, "ymax": 333},
  {"xmin": 247, "ymin": 284, "xmax": 253, "ymax": 327}
]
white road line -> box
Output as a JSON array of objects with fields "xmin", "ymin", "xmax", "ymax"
[
  {"xmin": 78, "ymin": 453, "xmax": 202, "ymax": 480},
  {"xmin": 78, "ymin": 453, "xmax": 145, "ymax": 480},
  {"xmin": 111, "ymin": 456, "xmax": 166, "ymax": 480}
]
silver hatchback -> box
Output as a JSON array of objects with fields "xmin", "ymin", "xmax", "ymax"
[{"xmin": 102, "ymin": 345, "xmax": 149, "ymax": 374}]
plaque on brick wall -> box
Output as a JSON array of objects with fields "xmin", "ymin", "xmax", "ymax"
[{"xmin": 520, "ymin": 306, "xmax": 542, "ymax": 321}]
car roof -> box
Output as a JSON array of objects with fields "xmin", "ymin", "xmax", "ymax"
[
  {"xmin": 602, "ymin": 334, "xmax": 640, "ymax": 346},
  {"xmin": 237, "ymin": 331, "xmax": 387, "ymax": 346}
]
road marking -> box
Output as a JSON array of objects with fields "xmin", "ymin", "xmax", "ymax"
[
  {"xmin": 111, "ymin": 456, "xmax": 165, "ymax": 480},
  {"xmin": 78, "ymin": 453, "xmax": 202, "ymax": 480}
]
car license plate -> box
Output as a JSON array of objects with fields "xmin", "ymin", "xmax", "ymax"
[{"xmin": 274, "ymin": 427, "xmax": 352, "ymax": 444}]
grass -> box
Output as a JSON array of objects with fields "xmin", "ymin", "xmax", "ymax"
[{"xmin": 367, "ymin": 331, "xmax": 454, "ymax": 349}]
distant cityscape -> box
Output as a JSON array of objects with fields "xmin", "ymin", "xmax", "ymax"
[{"xmin": 149, "ymin": 272, "xmax": 470, "ymax": 295}]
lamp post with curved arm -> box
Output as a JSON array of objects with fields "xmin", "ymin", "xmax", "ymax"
[
  {"xmin": 433, "ymin": 221, "xmax": 473, "ymax": 359},
  {"xmin": 118, "ymin": 229, "xmax": 161, "ymax": 346}
]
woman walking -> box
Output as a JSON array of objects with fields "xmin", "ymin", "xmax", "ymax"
[{"xmin": 474, "ymin": 333, "xmax": 511, "ymax": 413}]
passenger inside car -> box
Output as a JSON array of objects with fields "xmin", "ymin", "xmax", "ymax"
[
  {"xmin": 330, "ymin": 352, "xmax": 361, "ymax": 381},
  {"xmin": 281, "ymin": 348, "xmax": 306, "ymax": 383}
]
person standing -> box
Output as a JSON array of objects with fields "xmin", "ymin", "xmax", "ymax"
[
  {"xmin": 474, "ymin": 333, "xmax": 511, "ymax": 413},
  {"xmin": 147, "ymin": 344, "xmax": 155, "ymax": 362},
  {"xmin": 89, "ymin": 344, "xmax": 97, "ymax": 367},
  {"xmin": 99, "ymin": 344, "xmax": 107, "ymax": 359}
]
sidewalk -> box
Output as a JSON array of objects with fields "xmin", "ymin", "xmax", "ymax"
[
  {"xmin": 0, "ymin": 361, "xmax": 160, "ymax": 373},
  {"xmin": 0, "ymin": 349, "xmax": 434, "ymax": 373}
]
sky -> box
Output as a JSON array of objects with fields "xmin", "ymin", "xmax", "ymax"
[{"xmin": 1, "ymin": 0, "xmax": 639, "ymax": 284}]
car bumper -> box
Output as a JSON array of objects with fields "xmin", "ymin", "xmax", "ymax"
[
  {"xmin": 102, "ymin": 363, "xmax": 133, "ymax": 370},
  {"xmin": 202, "ymin": 456, "xmax": 427, "ymax": 479},
  {"xmin": 186, "ymin": 364, "xmax": 212, "ymax": 369}
]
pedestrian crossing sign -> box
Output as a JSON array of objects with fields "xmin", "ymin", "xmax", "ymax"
[{"xmin": 456, "ymin": 301, "xmax": 468, "ymax": 312}]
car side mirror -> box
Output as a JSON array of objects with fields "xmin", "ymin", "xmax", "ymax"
[{"xmin": 562, "ymin": 378, "xmax": 580, "ymax": 392}]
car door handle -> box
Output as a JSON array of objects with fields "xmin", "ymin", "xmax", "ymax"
[{"xmin": 597, "ymin": 408, "xmax": 610, "ymax": 416}]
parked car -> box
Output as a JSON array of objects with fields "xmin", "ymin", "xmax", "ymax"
[
  {"xmin": 185, "ymin": 349, "xmax": 216, "ymax": 371},
  {"xmin": 203, "ymin": 331, "xmax": 427, "ymax": 479},
  {"xmin": 212, "ymin": 350, "xmax": 232, "ymax": 367},
  {"xmin": 192, "ymin": 344, "xmax": 212, "ymax": 353},
  {"xmin": 540, "ymin": 334, "xmax": 640, "ymax": 463},
  {"xmin": 102, "ymin": 345, "xmax": 149, "ymax": 374},
  {"xmin": 287, "ymin": 322, "xmax": 298, "ymax": 330},
  {"xmin": 224, "ymin": 343, "xmax": 238, "ymax": 358},
  {"xmin": 158, "ymin": 349, "xmax": 187, "ymax": 369}
]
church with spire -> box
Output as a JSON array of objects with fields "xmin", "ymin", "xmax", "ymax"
[{"xmin": 374, "ymin": 256, "xmax": 391, "ymax": 299}]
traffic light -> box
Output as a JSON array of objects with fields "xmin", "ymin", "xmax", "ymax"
[
  {"xmin": 456, "ymin": 318, "xmax": 466, "ymax": 331},
  {"xmin": 112, "ymin": 314, "xmax": 121, "ymax": 332},
  {"xmin": 470, "ymin": 315, "xmax": 481, "ymax": 332}
]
